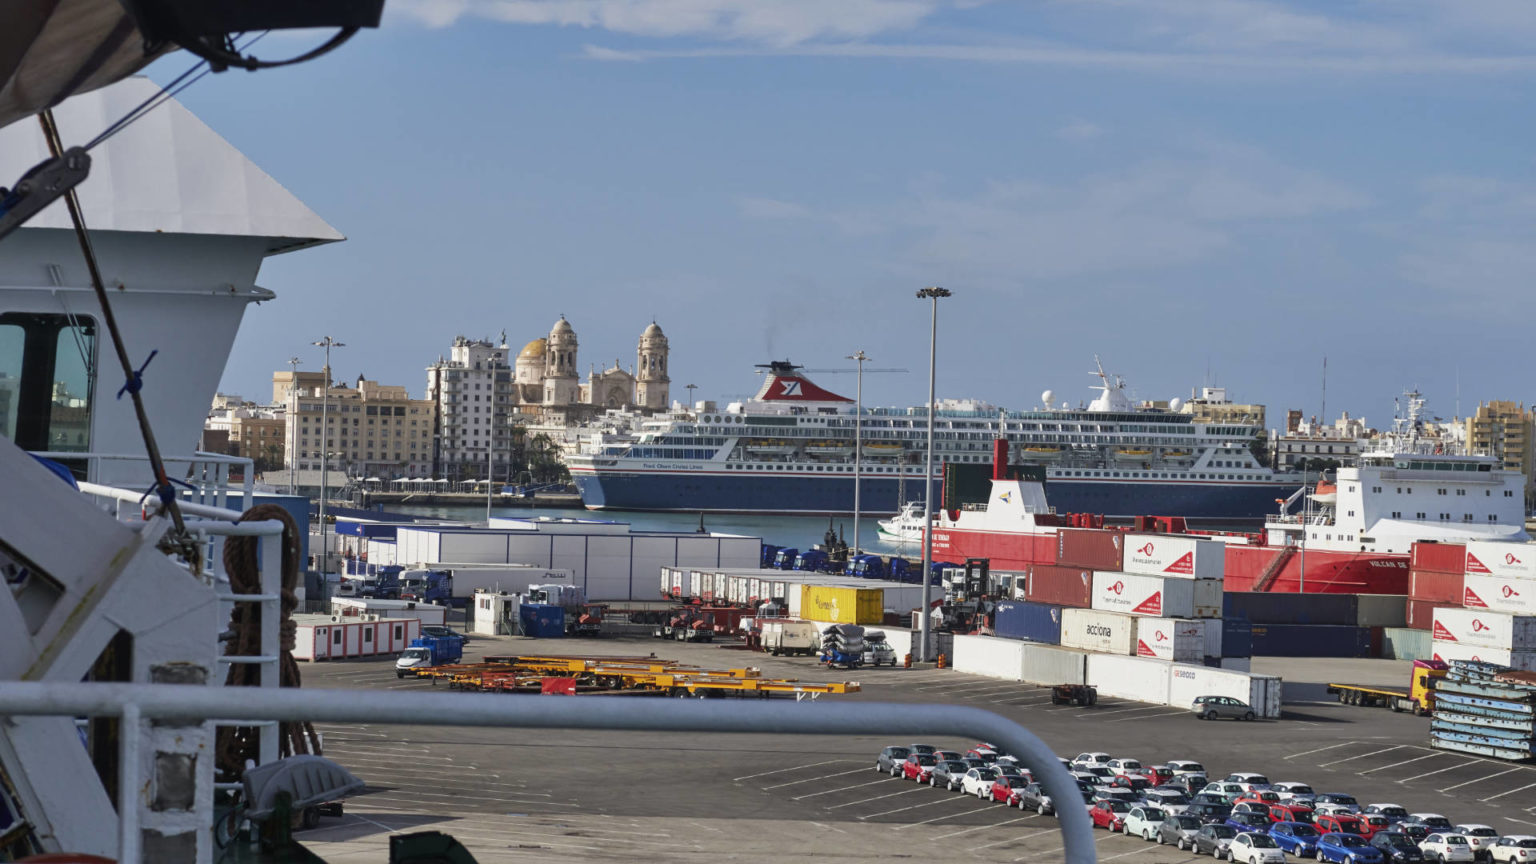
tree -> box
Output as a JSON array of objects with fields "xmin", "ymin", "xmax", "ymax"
[{"xmin": 1249, "ymin": 430, "xmax": 1271, "ymax": 468}]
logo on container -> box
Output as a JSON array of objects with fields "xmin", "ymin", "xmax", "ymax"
[
  {"xmin": 1137, "ymin": 640, "xmax": 1156, "ymax": 657},
  {"xmin": 1432, "ymin": 621, "xmax": 1456, "ymax": 641},
  {"xmin": 1132, "ymin": 591, "xmax": 1162, "ymax": 615},
  {"xmin": 1463, "ymin": 588, "xmax": 1488, "ymax": 609},
  {"xmin": 1466, "ymin": 553, "xmax": 1491, "ymax": 574},
  {"xmin": 1507, "ymin": 552, "xmax": 1523, "ymax": 566},
  {"xmin": 1155, "ymin": 630, "xmax": 1168, "ymax": 641},
  {"xmin": 1137, "ymin": 543, "xmax": 1156, "ymax": 556},
  {"xmin": 1472, "ymin": 619, "xmax": 1490, "ymax": 632},
  {"xmin": 1164, "ymin": 551, "xmax": 1195, "ymax": 575},
  {"xmin": 1503, "ymin": 585, "xmax": 1522, "ymax": 599},
  {"xmin": 1109, "ymin": 581, "xmax": 1125, "ymax": 595}
]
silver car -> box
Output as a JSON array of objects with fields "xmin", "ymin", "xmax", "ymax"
[{"xmin": 1193, "ymin": 695, "xmax": 1257, "ymax": 721}]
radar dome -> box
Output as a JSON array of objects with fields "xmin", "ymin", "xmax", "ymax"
[
  {"xmin": 1041, "ymin": 390, "xmax": 1054, "ymax": 408},
  {"xmin": 1169, "ymin": 397, "xmax": 1183, "ymax": 412}
]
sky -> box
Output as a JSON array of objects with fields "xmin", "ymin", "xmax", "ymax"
[{"xmin": 144, "ymin": 0, "xmax": 1536, "ymax": 430}]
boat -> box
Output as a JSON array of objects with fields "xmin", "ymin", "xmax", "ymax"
[
  {"xmin": 567, "ymin": 359, "xmax": 1303, "ymax": 517},
  {"xmin": 876, "ymin": 501, "xmax": 927, "ymax": 544}
]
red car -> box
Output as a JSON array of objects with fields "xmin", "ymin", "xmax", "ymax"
[
  {"xmin": 1269, "ymin": 803, "xmax": 1316, "ymax": 825},
  {"xmin": 990, "ymin": 775, "xmax": 1031, "ymax": 805},
  {"xmin": 967, "ymin": 748, "xmax": 999, "ymax": 764},
  {"xmin": 902, "ymin": 753, "xmax": 939, "ymax": 782},
  {"xmin": 1316, "ymin": 814, "xmax": 1366, "ymax": 836},
  {"xmin": 1091, "ymin": 800, "xmax": 1131, "ymax": 832},
  {"xmin": 1358, "ymin": 814, "xmax": 1390, "ymax": 840},
  {"xmin": 1235, "ymin": 791, "xmax": 1283, "ymax": 809},
  {"xmin": 1110, "ymin": 775, "xmax": 1152, "ymax": 793},
  {"xmin": 1145, "ymin": 765, "xmax": 1175, "ymax": 786}
]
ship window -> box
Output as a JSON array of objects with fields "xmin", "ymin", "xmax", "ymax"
[{"xmin": 0, "ymin": 312, "xmax": 97, "ymax": 460}]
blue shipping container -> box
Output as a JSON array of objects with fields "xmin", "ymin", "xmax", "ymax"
[
  {"xmin": 1224, "ymin": 592, "xmax": 1358, "ymax": 626},
  {"xmin": 519, "ymin": 603, "xmax": 566, "ymax": 638},
  {"xmin": 1222, "ymin": 618, "xmax": 1253, "ymax": 659},
  {"xmin": 1250, "ymin": 623, "xmax": 1371, "ymax": 658},
  {"xmin": 994, "ymin": 601, "xmax": 1063, "ymax": 644}
]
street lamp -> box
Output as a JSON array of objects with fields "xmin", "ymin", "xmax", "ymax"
[
  {"xmin": 846, "ymin": 350, "xmax": 869, "ymax": 555},
  {"xmin": 915, "ymin": 286, "xmax": 951, "ymax": 663},
  {"xmin": 685, "ymin": 383, "xmax": 698, "ymax": 413},
  {"xmin": 286, "ymin": 356, "xmax": 301, "ymax": 496},
  {"xmin": 313, "ymin": 337, "xmax": 344, "ymax": 578}
]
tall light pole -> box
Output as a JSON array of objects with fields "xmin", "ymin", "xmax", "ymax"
[
  {"xmin": 286, "ymin": 355, "xmax": 301, "ymax": 496},
  {"xmin": 313, "ymin": 337, "xmax": 344, "ymax": 578},
  {"xmin": 915, "ymin": 286, "xmax": 951, "ymax": 662},
  {"xmin": 685, "ymin": 383, "xmax": 698, "ymax": 413},
  {"xmin": 847, "ymin": 350, "xmax": 869, "ymax": 555}
]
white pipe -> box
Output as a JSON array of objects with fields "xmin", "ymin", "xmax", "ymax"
[{"xmin": 118, "ymin": 701, "xmax": 140, "ymax": 864}]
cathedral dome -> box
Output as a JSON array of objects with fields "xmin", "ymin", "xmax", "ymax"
[
  {"xmin": 519, "ymin": 338, "xmax": 547, "ymax": 358},
  {"xmin": 642, "ymin": 322, "xmax": 664, "ymax": 338},
  {"xmin": 551, "ymin": 317, "xmax": 574, "ymax": 336}
]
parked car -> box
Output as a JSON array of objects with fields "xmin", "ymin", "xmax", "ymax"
[
  {"xmin": 1489, "ymin": 836, "xmax": 1536, "ymax": 864},
  {"xmin": 908, "ymin": 744, "xmax": 938, "ymax": 756},
  {"xmin": 1168, "ymin": 759, "xmax": 1210, "ymax": 783},
  {"xmin": 1091, "ymin": 799, "xmax": 1132, "ymax": 832},
  {"xmin": 1372, "ymin": 832, "xmax": 1427, "ymax": 863},
  {"xmin": 930, "ymin": 760, "xmax": 968, "ymax": 791},
  {"xmin": 1162, "ymin": 813, "xmax": 1206, "ymax": 849},
  {"xmin": 1453, "ymin": 826, "xmax": 1500, "ymax": 861},
  {"xmin": 1095, "ymin": 788, "xmax": 1140, "ymax": 806},
  {"xmin": 1420, "ymin": 834, "xmax": 1476, "ymax": 864},
  {"xmin": 1317, "ymin": 833, "xmax": 1386, "ymax": 864},
  {"xmin": 959, "ymin": 757, "xmax": 990, "ymax": 771},
  {"xmin": 1230, "ymin": 812, "xmax": 1278, "ymax": 832},
  {"xmin": 989, "ymin": 775, "xmax": 1031, "ymax": 804},
  {"xmin": 967, "ymin": 747, "xmax": 999, "ymax": 764},
  {"xmin": 1195, "ymin": 824, "xmax": 1241, "ymax": 858},
  {"xmin": 1111, "ymin": 774, "xmax": 1153, "ymax": 793},
  {"xmin": 1315, "ymin": 794, "xmax": 1362, "ymax": 814},
  {"xmin": 1194, "ymin": 793, "xmax": 1233, "ymax": 807},
  {"xmin": 1145, "ymin": 789, "xmax": 1192, "ymax": 815},
  {"xmin": 1145, "ymin": 765, "xmax": 1175, "ymax": 786},
  {"xmin": 1194, "ymin": 695, "xmax": 1257, "ymax": 721},
  {"xmin": 995, "ymin": 755, "xmax": 1028, "ymax": 774},
  {"xmin": 1397, "ymin": 825, "xmax": 1431, "ymax": 844},
  {"xmin": 1360, "ymin": 817, "xmax": 1393, "ymax": 841},
  {"xmin": 1125, "ymin": 805, "xmax": 1168, "ymax": 841},
  {"xmin": 1232, "ymin": 832, "xmax": 1289, "ymax": 864},
  {"xmin": 959, "ymin": 767, "xmax": 999, "ymax": 797},
  {"xmin": 1271, "ymin": 804, "xmax": 1318, "ymax": 826},
  {"xmin": 1228, "ymin": 773, "xmax": 1274, "ymax": 792},
  {"xmin": 1273, "ymin": 783, "xmax": 1319, "ymax": 805},
  {"xmin": 1017, "ymin": 781, "xmax": 1054, "ymax": 815},
  {"xmin": 933, "ymin": 749, "xmax": 964, "ymax": 762},
  {"xmin": 1190, "ymin": 802, "xmax": 1237, "ymax": 825},
  {"xmin": 1073, "ymin": 751, "xmax": 1113, "ymax": 769},
  {"xmin": 1236, "ymin": 792, "xmax": 1283, "ymax": 810},
  {"xmin": 901, "ymin": 753, "xmax": 939, "ymax": 782},
  {"xmin": 1271, "ymin": 822, "xmax": 1324, "ymax": 858},
  {"xmin": 1405, "ymin": 816, "xmax": 1456, "ymax": 835},
  {"xmin": 1204, "ymin": 782, "xmax": 1251, "ymax": 804},
  {"xmin": 1364, "ymin": 805, "xmax": 1410, "ymax": 826},
  {"xmin": 1078, "ymin": 764, "xmax": 1116, "ymax": 781},
  {"xmin": 994, "ymin": 763, "xmax": 1028, "ymax": 781},
  {"xmin": 1316, "ymin": 815, "xmax": 1367, "ymax": 837},
  {"xmin": 1235, "ymin": 803, "xmax": 1275, "ymax": 818},
  {"xmin": 876, "ymin": 746, "xmax": 911, "ymax": 774},
  {"xmin": 1107, "ymin": 758, "xmax": 1147, "ymax": 777}
]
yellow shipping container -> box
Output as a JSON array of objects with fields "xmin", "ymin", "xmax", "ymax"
[{"xmin": 801, "ymin": 585, "xmax": 884, "ymax": 625}]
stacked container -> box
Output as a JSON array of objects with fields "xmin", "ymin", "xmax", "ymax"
[
  {"xmin": 1417, "ymin": 541, "xmax": 1536, "ymax": 671},
  {"xmin": 1430, "ymin": 607, "xmax": 1536, "ymax": 671},
  {"xmin": 1407, "ymin": 541, "xmax": 1466, "ymax": 629}
]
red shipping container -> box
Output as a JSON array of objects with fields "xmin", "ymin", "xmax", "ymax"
[
  {"xmin": 1408, "ymin": 569, "xmax": 1464, "ymax": 604},
  {"xmin": 1410, "ymin": 542, "xmax": 1466, "ymax": 576},
  {"xmin": 1405, "ymin": 599, "xmax": 1442, "ymax": 631},
  {"xmin": 1025, "ymin": 563, "xmax": 1094, "ymax": 608},
  {"xmin": 1056, "ymin": 528, "xmax": 1124, "ymax": 571}
]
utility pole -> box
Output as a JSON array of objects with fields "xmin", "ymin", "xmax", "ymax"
[
  {"xmin": 313, "ymin": 337, "xmax": 344, "ymax": 579},
  {"xmin": 685, "ymin": 383, "xmax": 698, "ymax": 413},
  {"xmin": 915, "ymin": 286, "xmax": 951, "ymax": 663},
  {"xmin": 846, "ymin": 350, "xmax": 869, "ymax": 555},
  {"xmin": 287, "ymin": 355, "xmax": 301, "ymax": 496}
]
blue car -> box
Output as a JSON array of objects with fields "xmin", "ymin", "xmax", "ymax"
[
  {"xmin": 1272, "ymin": 822, "xmax": 1323, "ymax": 858},
  {"xmin": 1318, "ymin": 832, "xmax": 1386, "ymax": 864},
  {"xmin": 1227, "ymin": 812, "xmax": 1274, "ymax": 833}
]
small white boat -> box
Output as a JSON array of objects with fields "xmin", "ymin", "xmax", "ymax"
[
  {"xmin": 744, "ymin": 439, "xmax": 796, "ymax": 457},
  {"xmin": 876, "ymin": 501, "xmax": 926, "ymax": 544},
  {"xmin": 805, "ymin": 440, "xmax": 854, "ymax": 457},
  {"xmin": 862, "ymin": 442, "xmax": 904, "ymax": 458},
  {"xmin": 1019, "ymin": 446, "xmax": 1063, "ymax": 462},
  {"xmin": 1112, "ymin": 448, "xmax": 1154, "ymax": 462}
]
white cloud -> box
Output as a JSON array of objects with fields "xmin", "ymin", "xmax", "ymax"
[{"xmin": 1056, "ymin": 120, "xmax": 1103, "ymax": 140}]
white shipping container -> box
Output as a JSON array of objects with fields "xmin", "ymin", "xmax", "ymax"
[
  {"xmin": 1060, "ymin": 608, "xmax": 1137, "ymax": 655},
  {"xmin": 1092, "ymin": 571, "xmax": 1223, "ymax": 619},
  {"xmin": 1464, "ymin": 541, "xmax": 1536, "ymax": 580},
  {"xmin": 1021, "ymin": 644, "xmax": 1087, "ymax": 686},
  {"xmin": 1087, "ymin": 653, "xmax": 1172, "ymax": 703},
  {"xmin": 953, "ymin": 634, "xmax": 1027, "ymax": 681},
  {"xmin": 1166, "ymin": 664, "xmax": 1282, "ymax": 719},
  {"xmin": 1135, "ymin": 617, "xmax": 1207, "ymax": 662},
  {"xmin": 1123, "ymin": 534, "xmax": 1224, "ymax": 580},
  {"xmin": 1431, "ymin": 607, "xmax": 1536, "ymax": 651},
  {"xmin": 1461, "ymin": 572, "xmax": 1536, "ymax": 616},
  {"xmin": 1430, "ymin": 639, "xmax": 1536, "ymax": 672}
]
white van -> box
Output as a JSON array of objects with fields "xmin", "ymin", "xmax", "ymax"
[{"xmin": 761, "ymin": 619, "xmax": 820, "ymax": 657}]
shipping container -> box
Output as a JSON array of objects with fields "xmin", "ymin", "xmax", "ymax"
[
  {"xmin": 1462, "ymin": 572, "xmax": 1536, "ymax": 615},
  {"xmin": 1221, "ymin": 618, "xmax": 1253, "ymax": 659},
  {"xmin": 1024, "ymin": 564, "xmax": 1094, "ymax": 608},
  {"xmin": 1431, "ymin": 607, "xmax": 1536, "ymax": 651},
  {"xmin": 1381, "ymin": 627, "xmax": 1431, "ymax": 661},
  {"xmin": 1250, "ymin": 624, "xmax": 1373, "ymax": 658},
  {"xmin": 1060, "ymin": 608, "xmax": 1137, "ymax": 655},
  {"xmin": 1056, "ymin": 528, "xmax": 1124, "ymax": 571},
  {"xmin": 953, "ymin": 634, "xmax": 1027, "ymax": 681},
  {"xmin": 1410, "ymin": 542, "xmax": 1467, "ymax": 576},
  {"xmin": 800, "ymin": 585, "xmax": 884, "ymax": 625},
  {"xmin": 1409, "ymin": 570, "xmax": 1464, "ymax": 604},
  {"xmin": 1091, "ymin": 571, "xmax": 1222, "ymax": 619},
  {"xmin": 1355, "ymin": 594, "xmax": 1409, "ymax": 628},
  {"xmin": 1429, "ymin": 639, "xmax": 1536, "ymax": 672},
  {"xmin": 1167, "ymin": 664, "xmax": 1282, "ymax": 718},
  {"xmin": 1223, "ymin": 592, "xmax": 1357, "ymax": 626},
  {"xmin": 1405, "ymin": 599, "xmax": 1441, "ymax": 631},
  {"xmin": 1086, "ymin": 653, "xmax": 1171, "ymax": 703},
  {"xmin": 1464, "ymin": 541, "xmax": 1536, "ymax": 580},
  {"xmin": 1219, "ymin": 657, "xmax": 1251, "ymax": 672},
  {"xmin": 1134, "ymin": 617, "xmax": 1207, "ymax": 662},
  {"xmin": 1123, "ymin": 534, "xmax": 1224, "ymax": 580},
  {"xmin": 994, "ymin": 601, "xmax": 1064, "ymax": 644},
  {"xmin": 1021, "ymin": 644, "xmax": 1087, "ymax": 685}
]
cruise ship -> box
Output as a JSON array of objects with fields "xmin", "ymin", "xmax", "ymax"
[{"xmin": 567, "ymin": 360, "xmax": 1302, "ymax": 518}]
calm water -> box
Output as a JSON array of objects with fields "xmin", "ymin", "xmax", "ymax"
[{"xmin": 389, "ymin": 503, "xmax": 923, "ymax": 557}]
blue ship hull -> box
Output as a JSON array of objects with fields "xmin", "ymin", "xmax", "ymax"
[{"xmin": 572, "ymin": 469, "xmax": 1297, "ymax": 520}]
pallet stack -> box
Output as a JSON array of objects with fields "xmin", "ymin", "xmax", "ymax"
[{"xmin": 1429, "ymin": 659, "xmax": 1536, "ymax": 762}]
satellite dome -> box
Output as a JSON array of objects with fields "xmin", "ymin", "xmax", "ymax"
[
  {"xmin": 1169, "ymin": 397, "xmax": 1184, "ymax": 412},
  {"xmin": 1041, "ymin": 390, "xmax": 1054, "ymax": 409}
]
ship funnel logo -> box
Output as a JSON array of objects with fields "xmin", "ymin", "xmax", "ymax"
[
  {"xmin": 1503, "ymin": 585, "xmax": 1521, "ymax": 598},
  {"xmin": 1506, "ymin": 552, "xmax": 1523, "ymax": 566},
  {"xmin": 999, "ymin": 491, "xmax": 1013, "ymax": 503},
  {"xmin": 779, "ymin": 380, "xmax": 802, "ymax": 396},
  {"xmin": 1137, "ymin": 543, "xmax": 1155, "ymax": 556}
]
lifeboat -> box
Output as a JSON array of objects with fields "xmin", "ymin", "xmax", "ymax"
[
  {"xmin": 862, "ymin": 442, "xmax": 904, "ymax": 458},
  {"xmin": 1020, "ymin": 446, "xmax": 1064, "ymax": 462},
  {"xmin": 1112, "ymin": 448, "xmax": 1154, "ymax": 461},
  {"xmin": 804, "ymin": 440, "xmax": 854, "ymax": 457},
  {"xmin": 744, "ymin": 439, "xmax": 796, "ymax": 457},
  {"xmin": 1309, "ymin": 480, "xmax": 1338, "ymax": 506}
]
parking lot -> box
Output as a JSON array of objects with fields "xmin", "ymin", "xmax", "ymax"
[{"xmin": 296, "ymin": 635, "xmax": 1536, "ymax": 863}]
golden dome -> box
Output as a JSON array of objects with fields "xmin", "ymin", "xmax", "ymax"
[{"xmin": 519, "ymin": 338, "xmax": 547, "ymax": 359}]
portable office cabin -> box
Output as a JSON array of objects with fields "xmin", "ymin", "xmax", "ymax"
[{"xmin": 294, "ymin": 614, "xmax": 420, "ymax": 661}]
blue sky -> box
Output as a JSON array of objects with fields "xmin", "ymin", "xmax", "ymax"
[{"xmin": 152, "ymin": 1, "xmax": 1536, "ymax": 429}]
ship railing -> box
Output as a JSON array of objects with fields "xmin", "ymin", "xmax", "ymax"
[
  {"xmin": 0, "ymin": 682, "xmax": 1097, "ymax": 864},
  {"xmin": 34, "ymin": 449, "xmax": 286, "ymax": 783}
]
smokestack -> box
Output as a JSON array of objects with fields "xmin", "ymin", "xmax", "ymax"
[{"xmin": 992, "ymin": 438, "xmax": 1009, "ymax": 481}]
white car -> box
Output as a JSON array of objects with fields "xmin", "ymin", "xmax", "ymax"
[
  {"xmin": 1409, "ymin": 815, "xmax": 1457, "ymax": 834},
  {"xmin": 960, "ymin": 767, "xmax": 1000, "ymax": 798},
  {"xmin": 1364, "ymin": 803, "xmax": 1410, "ymax": 824},
  {"xmin": 1454, "ymin": 826, "xmax": 1500, "ymax": 860},
  {"xmin": 1226, "ymin": 772, "xmax": 1273, "ymax": 793},
  {"xmin": 1107, "ymin": 758, "xmax": 1146, "ymax": 777},
  {"xmin": 1073, "ymin": 751, "xmax": 1112, "ymax": 769},
  {"xmin": 1144, "ymin": 789, "xmax": 1192, "ymax": 815},
  {"xmin": 996, "ymin": 755, "xmax": 1033, "ymax": 780},
  {"xmin": 1271, "ymin": 782, "xmax": 1318, "ymax": 805},
  {"xmin": 1422, "ymin": 835, "xmax": 1477, "ymax": 863},
  {"xmin": 1314, "ymin": 803, "xmax": 1359, "ymax": 818},
  {"xmin": 1125, "ymin": 805, "xmax": 1168, "ymax": 841},
  {"xmin": 1167, "ymin": 759, "xmax": 1207, "ymax": 777},
  {"xmin": 1231, "ymin": 832, "xmax": 1289, "ymax": 864},
  {"xmin": 1490, "ymin": 836, "xmax": 1536, "ymax": 864}
]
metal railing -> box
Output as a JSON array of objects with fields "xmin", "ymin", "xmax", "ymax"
[{"xmin": 0, "ymin": 683, "xmax": 1096, "ymax": 864}]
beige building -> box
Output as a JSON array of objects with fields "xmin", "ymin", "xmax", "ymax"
[
  {"xmin": 278, "ymin": 369, "xmax": 434, "ymax": 478},
  {"xmin": 1466, "ymin": 400, "xmax": 1534, "ymax": 478},
  {"xmin": 1179, "ymin": 386, "xmax": 1266, "ymax": 428}
]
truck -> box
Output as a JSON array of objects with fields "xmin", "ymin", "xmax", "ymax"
[
  {"xmin": 1326, "ymin": 659, "xmax": 1448, "ymax": 715},
  {"xmin": 793, "ymin": 549, "xmax": 830, "ymax": 573},
  {"xmin": 845, "ymin": 554, "xmax": 886, "ymax": 580},
  {"xmin": 772, "ymin": 548, "xmax": 798, "ymax": 571},
  {"xmin": 568, "ymin": 604, "xmax": 606, "ymax": 637},
  {"xmin": 761, "ymin": 619, "xmax": 820, "ymax": 657},
  {"xmin": 395, "ymin": 634, "xmax": 466, "ymax": 678},
  {"xmin": 654, "ymin": 608, "xmax": 715, "ymax": 642},
  {"xmin": 400, "ymin": 564, "xmax": 574, "ymax": 610}
]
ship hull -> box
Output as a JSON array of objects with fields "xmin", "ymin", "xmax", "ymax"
[{"xmin": 572, "ymin": 467, "xmax": 1294, "ymax": 519}]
